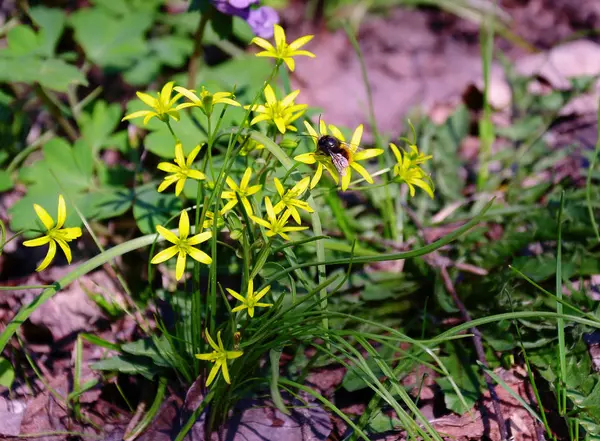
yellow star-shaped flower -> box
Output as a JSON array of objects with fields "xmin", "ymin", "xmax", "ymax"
[
  {"xmin": 245, "ymin": 85, "xmax": 307, "ymax": 134},
  {"xmin": 157, "ymin": 142, "xmax": 206, "ymax": 196},
  {"xmin": 272, "ymin": 176, "xmax": 313, "ymax": 224},
  {"xmin": 389, "ymin": 143, "xmax": 434, "ymax": 198},
  {"xmin": 221, "ymin": 167, "xmax": 262, "ymax": 216},
  {"xmin": 251, "ymin": 24, "xmax": 315, "ymax": 71},
  {"xmin": 294, "ymin": 120, "xmax": 340, "ymax": 189},
  {"xmin": 174, "ymin": 86, "xmax": 240, "ymax": 116},
  {"xmin": 22, "ymin": 195, "xmax": 82, "ymax": 272},
  {"xmin": 150, "ymin": 210, "xmax": 212, "ymax": 281},
  {"xmin": 228, "ymin": 279, "xmax": 273, "ymax": 318},
  {"xmin": 122, "ymin": 82, "xmax": 182, "ymax": 125},
  {"xmin": 251, "ymin": 196, "xmax": 308, "ymax": 241},
  {"xmin": 195, "ymin": 330, "xmax": 243, "ymax": 386}
]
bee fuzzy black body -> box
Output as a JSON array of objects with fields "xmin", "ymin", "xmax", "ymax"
[{"xmin": 317, "ymin": 135, "xmax": 350, "ymax": 176}]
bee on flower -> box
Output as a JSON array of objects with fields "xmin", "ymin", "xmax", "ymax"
[{"xmin": 295, "ymin": 119, "xmax": 384, "ymax": 190}]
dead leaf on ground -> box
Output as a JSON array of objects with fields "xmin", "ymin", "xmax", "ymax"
[{"xmin": 431, "ymin": 367, "xmax": 537, "ymax": 441}]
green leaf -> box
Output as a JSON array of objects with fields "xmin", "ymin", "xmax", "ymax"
[
  {"xmin": 69, "ymin": 8, "xmax": 153, "ymax": 68},
  {"xmin": 150, "ymin": 36, "xmax": 194, "ymax": 68},
  {"xmin": 39, "ymin": 58, "xmax": 87, "ymax": 92},
  {"xmin": 6, "ymin": 25, "xmax": 40, "ymax": 56},
  {"xmin": 436, "ymin": 353, "xmax": 482, "ymax": 415},
  {"xmin": 0, "ymin": 357, "xmax": 15, "ymax": 388},
  {"xmin": 0, "ymin": 170, "xmax": 13, "ymax": 192},
  {"xmin": 121, "ymin": 337, "xmax": 172, "ymax": 368},
  {"xmin": 30, "ymin": 7, "xmax": 66, "ymax": 57},
  {"xmin": 43, "ymin": 138, "xmax": 93, "ymax": 191},
  {"xmin": 91, "ymin": 355, "xmax": 163, "ymax": 380},
  {"xmin": 367, "ymin": 410, "xmax": 402, "ymax": 434},
  {"xmin": 122, "ymin": 56, "xmax": 161, "ymax": 86},
  {"xmin": 133, "ymin": 183, "xmax": 182, "ymax": 234},
  {"xmin": 80, "ymin": 100, "xmax": 123, "ymax": 154}
]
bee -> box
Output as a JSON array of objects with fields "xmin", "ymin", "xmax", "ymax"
[{"xmin": 317, "ymin": 134, "xmax": 361, "ymax": 177}]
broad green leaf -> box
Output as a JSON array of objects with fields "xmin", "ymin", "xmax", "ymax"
[
  {"xmin": 436, "ymin": 354, "xmax": 482, "ymax": 415},
  {"xmin": 133, "ymin": 183, "xmax": 182, "ymax": 234},
  {"xmin": 0, "ymin": 357, "xmax": 15, "ymax": 388},
  {"xmin": 121, "ymin": 336, "xmax": 173, "ymax": 368},
  {"xmin": 39, "ymin": 59, "xmax": 87, "ymax": 92},
  {"xmin": 80, "ymin": 100, "xmax": 123, "ymax": 153},
  {"xmin": 83, "ymin": 187, "xmax": 133, "ymax": 221},
  {"xmin": 123, "ymin": 56, "xmax": 160, "ymax": 85},
  {"xmin": 30, "ymin": 7, "xmax": 66, "ymax": 57},
  {"xmin": 43, "ymin": 138, "xmax": 93, "ymax": 191},
  {"xmin": 91, "ymin": 355, "xmax": 163, "ymax": 380},
  {"xmin": 6, "ymin": 25, "xmax": 39, "ymax": 56},
  {"xmin": 367, "ymin": 410, "xmax": 402, "ymax": 434},
  {"xmin": 150, "ymin": 36, "xmax": 193, "ymax": 68},
  {"xmin": 0, "ymin": 170, "xmax": 13, "ymax": 192},
  {"xmin": 69, "ymin": 8, "xmax": 153, "ymax": 68}
]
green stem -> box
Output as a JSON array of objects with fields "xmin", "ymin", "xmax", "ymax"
[
  {"xmin": 249, "ymin": 130, "xmax": 329, "ymax": 331},
  {"xmin": 586, "ymin": 100, "xmax": 600, "ymax": 243},
  {"xmin": 6, "ymin": 131, "xmax": 55, "ymax": 173}
]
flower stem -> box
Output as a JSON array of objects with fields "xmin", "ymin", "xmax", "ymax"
[{"xmin": 187, "ymin": 10, "xmax": 212, "ymax": 90}]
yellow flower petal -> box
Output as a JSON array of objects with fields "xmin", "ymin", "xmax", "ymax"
[
  {"xmin": 310, "ymin": 162, "xmax": 323, "ymax": 189},
  {"xmin": 173, "ymin": 86, "xmax": 200, "ymax": 104},
  {"xmin": 36, "ymin": 240, "xmax": 57, "ymax": 272},
  {"xmin": 151, "ymin": 245, "xmax": 179, "ymax": 264},
  {"xmin": 186, "ymin": 144, "xmax": 202, "ymax": 166},
  {"xmin": 175, "ymin": 178, "xmax": 186, "ymax": 196},
  {"xmin": 136, "ymin": 91, "xmax": 157, "ymax": 108},
  {"xmin": 187, "ymin": 246, "xmax": 212, "ymax": 265},
  {"xmin": 179, "ymin": 210, "xmax": 190, "ymax": 239},
  {"xmin": 294, "ymin": 153, "xmax": 316, "ymax": 164},
  {"xmin": 175, "ymin": 251, "xmax": 187, "ymax": 280},
  {"xmin": 121, "ymin": 110, "xmax": 151, "ymax": 121},
  {"xmin": 33, "ymin": 204, "xmax": 54, "ymax": 230},
  {"xmin": 354, "ymin": 148, "xmax": 384, "ymax": 161},
  {"xmin": 156, "ymin": 225, "xmax": 180, "ymax": 244},
  {"xmin": 283, "ymin": 57, "xmax": 295, "ymax": 72},
  {"xmin": 56, "ymin": 195, "xmax": 67, "ymax": 228},
  {"xmin": 341, "ymin": 171, "xmax": 351, "ymax": 191},
  {"xmin": 206, "ymin": 360, "xmax": 222, "ymax": 386},
  {"xmin": 240, "ymin": 167, "xmax": 252, "ymax": 190},
  {"xmin": 274, "ymin": 24, "xmax": 285, "ymax": 49},
  {"xmin": 55, "ymin": 238, "xmax": 72, "ymax": 264},
  {"xmin": 350, "ymin": 162, "xmax": 373, "ymax": 184},
  {"xmin": 350, "ymin": 124, "xmax": 363, "ymax": 148},
  {"xmin": 187, "ymin": 231, "xmax": 212, "ymax": 246},
  {"xmin": 227, "ymin": 288, "xmax": 246, "ymax": 303},
  {"xmin": 22, "ymin": 235, "xmax": 50, "ymax": 247},
  {"xmin": 289, "ymin": 34, "xmax": 314, "ymax": 51},
  {"xmin": 251, "ymin": 37, "xmax": 275, "ymax": 52},
  {"xmin": 264, "ymin": 85, "xmax": 276, "ymax": 105}
]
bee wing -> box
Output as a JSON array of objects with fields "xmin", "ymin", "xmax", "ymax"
[
  {"xmin": 341, "ymin": 140, "xmax": 361, "ymax": 154},
  {"xmin": 330, "ymin": 152, "xmax": 349, "ymax": 176}
]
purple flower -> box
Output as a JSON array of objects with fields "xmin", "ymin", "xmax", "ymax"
[
  {"xmin": 212, "ymin": 0, "xmax": 256, "ymax": 18},
  {"xmin": 247, "ymin": 6, "xmax": 279, "ymax": 39},
  {"xmin": 211, "ymin": 1, "xmax": 280, "ymax": 39}
]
